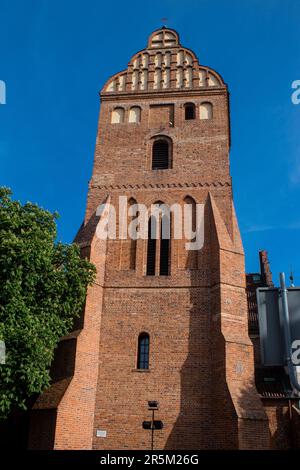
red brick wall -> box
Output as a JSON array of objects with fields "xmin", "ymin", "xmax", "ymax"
[{"xmin": 85, "ymin": 81, "xmax": 269, "ymax": 448}]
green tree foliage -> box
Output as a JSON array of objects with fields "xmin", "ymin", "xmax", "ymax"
[{"xmin": 0, "ymin": 188, "xmax": 96, "ymax": 418}]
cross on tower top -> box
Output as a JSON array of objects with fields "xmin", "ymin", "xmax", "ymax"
[{"xmin": 161, "ymin": 17, "xmax": 168, "ymax": 28}]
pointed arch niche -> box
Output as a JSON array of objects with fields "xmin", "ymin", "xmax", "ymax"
[
  {"xmin": 178, "ymin": 196, "xmax": 198, "ymax": 269},
  {"xmin": 120, "ymin": 197, "xmax": 138, "ymax": 271}
]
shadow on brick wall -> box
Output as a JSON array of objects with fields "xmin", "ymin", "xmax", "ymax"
[{"xmin": 165, "ymin": 201, "xmax": 238, "ymax": 449}]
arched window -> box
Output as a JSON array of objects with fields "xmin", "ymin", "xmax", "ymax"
[
  {"xmin": 184, "ymin": 103, "xmax": 195, "ymax": 120},
  {"xmin": 160, "ymin": 213, "xmax": 170, "ymax": 275},
  {"xmin": 137, "ymin": 333, "xmax": 150, "ymax": 369},
  {"xmin": 129, "ymin": 106, "xmax": 141, "ymax": 123},
  {"xmin": 152, "ymin": 138, "xmax": 171, "ymax": 170},
  {"xmin": 183, "ymin": 196, "xmax": 197, "ymax": 269},
  {"xmin": 146, "ymin": 216, "xmax": 157, "ymax": 275},
  {"xmin": 128, "ymin": 198, "xmax": 137, "ymax": 269},
  {"xmin": 111, "ymin": 107, "xmax": 125, "ymax": 124},
  {"xmin": 121, "ymin": 198, "xmax": 137, "ymax": 270},
  {"xmin": 199, "ymin": 102, "xmax": 213, "ymax": 120},
  {"xmin": 146, "ymin": 202, "xmax": 171, "ymax": 276},
  {"xmin": 184, "ymin": 196, "xmax": 196, "ymax": 238}
]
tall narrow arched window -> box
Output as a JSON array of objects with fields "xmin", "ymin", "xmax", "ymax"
[
  {"xmin": 199, "ymin": 102, "xmax": 213, "ymax": 120},
  {"xmin": 128, "ymin": 198, "xmax": 137, "ymax": 269},
  {"xmin": 111, "ymin": 107, "xmax": 125, "ymax": 124},
  {"xmin": 184, "ymin": 196, "xmax": 196, "ymax": 239},
  {"xmin": 146, "ymin": 216, "xmax": 157, "ymax": 275},
  {"xmin": 160, "ymin": 213, "xmax": 170, "ymax": 275},
  {"xmin": 152, "ymin": 138, "xmax": 171, "ymax": 170},
  {"xmin": 183, "ymin": 196, "xmax": 197, "ymax": 269},
  {"xmin": 146, "ymin": 202, "xmax": 171, "ymax": 276},
  {"xmin": 137, "ymin": 333, "xmax": 150, "ymax": 369},
  {"xmin": 129, "ymin": 106, "xmax": 141, "ymax": 123},
  {"xmin": 121, "ymin": 198, "xmax": 137, "ymax": 270},
  {"xmin": 184, "ymin": 103, "xmax": 195, "ymax": 120}
]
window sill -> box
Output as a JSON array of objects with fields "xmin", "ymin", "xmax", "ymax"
[
  {"xmin": 143, "ymin": 274, "xmax": 171, "ymax": 278},
  {"xmin": 132, "ymin": 369, "xmax": 151, "ymax": 373},
  {"xmin": 152, "ymin": 169, "xmax": 172, "ymax": 171}
]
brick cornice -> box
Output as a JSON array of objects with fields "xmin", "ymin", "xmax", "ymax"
[
  {"xmin": 100, "ymin": 86, "xmax": 228, "ymax": 102},
  {"xmin": 89, "ymin": 180, "xmax": 231, "ymax": 191}
]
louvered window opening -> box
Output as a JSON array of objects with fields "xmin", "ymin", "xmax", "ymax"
[{"xmin": 152, "ymin": 140, "xmax": 169, "ymax": 169}]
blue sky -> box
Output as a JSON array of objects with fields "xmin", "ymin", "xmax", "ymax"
[{"xmin": 0, "ymin": 0, "xmax": 299, "ymax": 285}]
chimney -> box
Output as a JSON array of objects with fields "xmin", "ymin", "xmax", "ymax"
[{"xmin": 259, "ymin": 250, "xmax": 274, "ymax": 287}]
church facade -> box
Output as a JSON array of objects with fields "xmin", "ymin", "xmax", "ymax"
[{"xmin": 28, "ymin": 28, "xmax": 273, "ymax": 450}]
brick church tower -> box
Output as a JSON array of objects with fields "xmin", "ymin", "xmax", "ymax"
[{"xmin": 29, "ymin": 28, "xmax": 270, "ymax": 450}]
